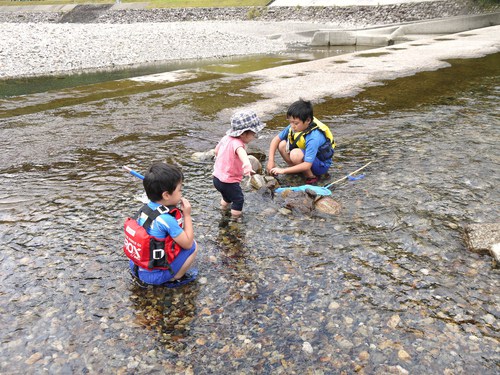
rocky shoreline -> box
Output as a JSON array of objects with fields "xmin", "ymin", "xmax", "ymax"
[
  {"xmin": 0, "ymin": 1, "xmax": 497, "ymax": 26},
  {"xmin": 0, "ymin": 0, "xmax": 498, "ymax": 80}
]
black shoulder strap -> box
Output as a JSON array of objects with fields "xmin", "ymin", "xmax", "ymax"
[
  {"xmin": 289, "ymin": 122, "xmax": 318, "ymax": 149},
  {"xmin": 133, "ymin": 204, "xmax": 167, "ymax": 230}
]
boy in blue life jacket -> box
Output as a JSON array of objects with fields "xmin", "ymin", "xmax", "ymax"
[
  {"xmin": 123, "ymin": 162, "xmax": 198, "ymax": 287},
  {"xmin": 266, "ymin": 99, "xmax": 335, "ymax": 185}
]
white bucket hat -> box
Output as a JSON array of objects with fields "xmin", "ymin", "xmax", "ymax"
[{"xmin": 226, "ymin": 110, "xmax": 265, "ymax": 137}]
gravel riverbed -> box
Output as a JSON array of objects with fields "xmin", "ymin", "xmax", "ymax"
[{"xmin": 0, "ymin": 0, "xmax": 497, "ymax": 79}]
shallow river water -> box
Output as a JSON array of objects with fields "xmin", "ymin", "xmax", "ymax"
[{"xmin": 0, "ymin": 52, "xmax": 498, "ymax": 374}]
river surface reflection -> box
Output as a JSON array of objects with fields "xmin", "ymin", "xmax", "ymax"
[{"xmin": 0, "ymin": 54, "xmax": 498, "ymax": 374}]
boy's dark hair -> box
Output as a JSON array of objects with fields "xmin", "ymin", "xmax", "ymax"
[
  {"xmin": 286, "ymin": 99, "xmax": 313, "ymax": 123},
  {"xmin": 143, "ymin": 162, "xmax": 183, "ymax": 202}
]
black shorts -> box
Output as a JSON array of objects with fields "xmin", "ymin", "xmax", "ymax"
[{"xmin": 213, "ymin": 176, "xmax": 244, "ymax": 211}]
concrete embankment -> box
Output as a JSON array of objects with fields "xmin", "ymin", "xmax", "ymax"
[{"xmin": 311, "ymin": 12, "xmax": 500, "ymax": 46}]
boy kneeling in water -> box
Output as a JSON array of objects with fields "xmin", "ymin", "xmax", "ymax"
[{"xmin": 124, "ymin": 162, "xmax": 198, "ymax": 287}]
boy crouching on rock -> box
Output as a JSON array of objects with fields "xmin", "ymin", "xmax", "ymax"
[{"xmin": 267, "ymin": 99, "xmax": 335, "ymax": 185}]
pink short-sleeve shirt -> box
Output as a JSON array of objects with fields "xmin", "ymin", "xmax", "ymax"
[{"xmin": 213, "ymin": 135, "xmax": 245, "ymax": 183}]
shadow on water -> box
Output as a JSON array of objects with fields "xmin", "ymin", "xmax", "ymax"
[{"xmin": 0, "ymin": 52, "xmax": 498, "ymax": 373}]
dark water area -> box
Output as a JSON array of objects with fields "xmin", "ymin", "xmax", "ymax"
[{"xmin": 0, "ymin": 53, "xmax": 498, "ymax": 374}]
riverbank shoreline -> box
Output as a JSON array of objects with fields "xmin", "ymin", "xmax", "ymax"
[
  {"xmin": 0, "ymin": 0, "xmax": 498, "ymax": 80},
  {"xmin": 0, "ymin": 1, "xmax": 495, "ymax": 24}
]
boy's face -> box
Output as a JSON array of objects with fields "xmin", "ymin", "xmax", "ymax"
[
  {"xmin": 162, "ymin": 182, "xmax": 182, "ymax": 206},
  {"xmin": 288, "ymin": 116, "xmax": 311, "ymax": 133}
]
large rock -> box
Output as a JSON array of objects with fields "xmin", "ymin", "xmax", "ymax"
[
  {"xmin": 274, "ymin": 189, "xmax": 316, "ymax": 214},
  {"xmin": 273, "ymin": 188, "xmax": 342, "ymax": 216},
  {"xmin": 314, "ymin": 196, "xmax": 342, "ymax": 215},
  {"xmin": 191, "ymin": 149, "xmax": 216, "ymax": 162},
  {"xmin": 464, "ymin": 223, "xmax": 500, "ymax": 266},
  {"xmin": 249, "ymin": 173, "xmax": 266, "ymax": 190},
  {"xmin": 248, "ymin": 154, "xmax": 262, "ymax": 175}
]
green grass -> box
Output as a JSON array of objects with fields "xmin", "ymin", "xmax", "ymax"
[{"xmin": 0, "ymin": 0, "xmax": 270, "ymax": 7}]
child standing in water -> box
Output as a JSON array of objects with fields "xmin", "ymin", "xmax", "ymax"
[{"xmin": 213, "ymin": 110, "xmax": 265, "ymax": 217}]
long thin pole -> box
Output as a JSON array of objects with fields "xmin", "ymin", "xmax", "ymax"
[
  {"xmin": 123, "ymin": 165, "xmax": 145, "ymax": 180},
  {"xmin": 324, "ymin": 161, "xmax": 373, "ymax": 189}
]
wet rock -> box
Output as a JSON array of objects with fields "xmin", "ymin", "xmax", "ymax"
[
  {"xmin": 244, "ymin": 174, "xmax": 279, "ymax": 195},
  {"xmin": 265, "ymin": 176, "xmax": 280, "ymax": 191},
  {"xmin": 273, "ymin": 188, "xmax": 342, "ymax": 215},
  {"xmin": 463, "ymin": 223, "xmax": 500, "ymax": 264},
  {"xmin": 314, "ymin": 196, "xmax": 342, "ymax": 215},
  {"xmin": 376, "ymin": 365, "xmax": 409, "ymax": 375},
  {"xmin": 358, "ymin": 351, "xmax": 370, "ymax": 361},
  {"xmin": 490, "ymin": 243, "xmax": 500, "ymax": 268},
  {"xmin": 387, "ymin": 314, "xmax": 401, "ymax": 329},
  {"xmin": 328, "ymin": 301, "xmax": 340, "ymax": 310},
  {"xmin": 275, "ymin": 190, "xmax": 316, "ymax": 214},
  {"xmin": 248, "ymin": 155, "xmax": 262, "ymax": 175},
  {"xmin": 302, "ymin": 341, "xmax": 313, "ymax": 354},
  {"xmin": 25, "ymin": 352, "xmax": 43, "ymax": 365},
  {"xmin": 398, "ymin": 349, "xmax": 411, "ymax": 361},
  {"xmin": 278, "ymin": 207, "xmax": 292, "ymax": 215},
  {"xmin": 191, "ymin": 149, "xmax": 216, "ymax": 162},
  {"xmin": 249, "ymin": 174, "xmax": 266, "ymax": 190}
]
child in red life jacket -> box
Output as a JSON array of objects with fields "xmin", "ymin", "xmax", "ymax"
[
  {"xmin": 213, "ymin": 110, "xmax": 266, "ymax": 218},
  {"xmin": 124, "ymin": 162, "xmax": 198, "ymax": 286},
  {"xmin": 266, "ymin": 99, "xmax": 335, "ymax": 185}
]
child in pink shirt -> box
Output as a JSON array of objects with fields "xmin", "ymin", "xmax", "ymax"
[{"xmin": 213, "ymin": 110, "xmax": 265, "ymax": 217}]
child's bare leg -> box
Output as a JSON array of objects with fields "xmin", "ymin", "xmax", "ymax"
[
  {"xmin": 173, "ymin": 245, "xmax": 198, "ymax": 280},
  {"xmin": 231, "ymin": 209, "xmax": 242, "ymax": 218},
  {"xmin": 278, "ymin": 140, "xmax": 294, "ymax": 166},
  {"xmin": 220, "ymin": 198, "xmax": 230, "ymax": 210},
  {"xmin": 289, "ymin": 149, "xmax": 314, "ymax": 178}
]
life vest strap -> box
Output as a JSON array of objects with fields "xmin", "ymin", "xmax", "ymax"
[
  {"xmin": 134, "ymin": 204, "xmax": 170, "ymax": 229},
  {"xmin": 288, "ymin": 123, "xmax": 318, "ymax": 150}
]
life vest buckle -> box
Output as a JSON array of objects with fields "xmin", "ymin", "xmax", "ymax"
[
  {"xmin": 152, "ymin": 248, "xmax": 165, "ymax": 260},
  {"xmin": 156, "ymin": 205, "xmax": 169, "ymax": 214}
]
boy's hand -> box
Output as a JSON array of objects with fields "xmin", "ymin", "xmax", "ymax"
[
  {"xmin": 179, "ymin": 197, "xmax": 191, "ymax": 216},
  {"xmin": 266, "ymin": 161, "xmax": 275, "ymax": 174},
  {"xmin": 270, "ymin": 167, "xmax": 285, "ymax": 176}
]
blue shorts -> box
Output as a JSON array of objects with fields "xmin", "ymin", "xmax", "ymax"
[
  {"xmin": 213, "ymin": 176, "xmax": 244, "ymax": 211},
  {"xmin": 129, "ymin": 241, "xmax": 197, "ymax": 285},
  {"xmin": 300, "ymin": 150, "xmax": 331, "ymax": 176},
  {"xmin": 311, "ymin": 158, "xmax": 331, "ymax": 176}
]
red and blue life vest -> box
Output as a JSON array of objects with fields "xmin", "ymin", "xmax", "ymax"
[{"xmin": 123, "ymin": 204, "xmax": 183, "ymax": 272}]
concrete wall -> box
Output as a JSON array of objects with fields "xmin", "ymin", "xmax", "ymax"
[{"xmin": 311, "ymin": 12, "xmax": 500, "ymax": 46}]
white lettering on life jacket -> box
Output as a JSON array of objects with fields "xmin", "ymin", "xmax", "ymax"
[{"xmin": 124, "ymin": 237, "xmax": 141, "ymax": 260}]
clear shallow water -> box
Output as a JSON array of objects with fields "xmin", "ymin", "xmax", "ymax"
[
  {"xmin": 0, "ymin": 45, "xmax": 370, "ymax": 98},
  {"xmin": 0, "ymin": 54, "xmax": 498, "ymax": 374}
]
